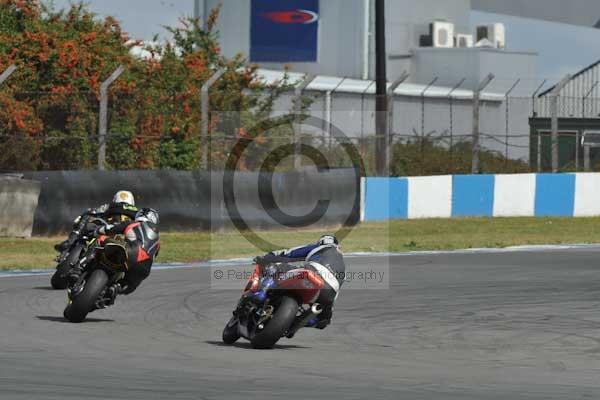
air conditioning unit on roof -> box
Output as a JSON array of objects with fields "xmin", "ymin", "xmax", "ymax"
[
  {"xmin": 455, "ymin": 34, "xmax": 473, "ymax": 48},
  {"xmin": 430, "ymin": 21, "xmax": 455, "ymax": 48},
  {"xmin": 476, "ymin": 23, "xmax": 506, "ymax": 49}
]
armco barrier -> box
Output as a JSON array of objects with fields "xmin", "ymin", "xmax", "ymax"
[
  {"xmin": 23, "ymin": 169, "xmax": 360, "ymax": 236},
  {"xmin": 361, "ymin": 173, "xmax": 600, "ymax": 221},
  {"xmin": 0, "ymin": 176, "xmax": 41, "ymax": 237}
]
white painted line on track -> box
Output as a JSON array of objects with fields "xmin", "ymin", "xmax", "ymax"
[{"xmin": 2, "ymin": 244, "xmax": 599, "ymax": 278}]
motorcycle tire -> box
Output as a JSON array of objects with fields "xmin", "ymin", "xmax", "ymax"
[
  {"xmin": 222, "ymin": 316, "xmax": 241, "ymax": 345},
  {"xmin": 63, "ymin": 269, "xmax": 109, "ymax": 323},
  {"xmin": 51, "ymin": 244, "xmax": 84, "ymax": 290},
  {"xmin": 251, "ymin": 296, "xmax": 298, "ymax": 349}
]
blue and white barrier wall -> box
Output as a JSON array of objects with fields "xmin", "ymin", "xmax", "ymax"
[{"xmin": 360, "ymin": 174, "xmax": 600, "ymax": 221}]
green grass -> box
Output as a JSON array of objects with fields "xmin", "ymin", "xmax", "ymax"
[{"xmin": 2, "ymin": 217, "xmax": 600, "ymax": 270}]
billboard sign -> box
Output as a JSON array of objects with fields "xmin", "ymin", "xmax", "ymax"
[{"xmin": 250, "ymin": 0, "xmax": 319, "ymax": 62}]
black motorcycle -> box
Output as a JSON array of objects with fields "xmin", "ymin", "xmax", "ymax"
[
  {"xmin": 51, "ymin": 215, "xmax": 101, "ymax": 290},
  {"xmin": 63, "ymin": 231, "xmax": 129, "ymax": 323}
]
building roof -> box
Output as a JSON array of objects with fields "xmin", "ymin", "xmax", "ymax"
[
  {"xmin": 539, "ymin": 59, "xmax": 600, "ymax": 97},
  {"xmin": 256, "ymin": 69, "xmax": 505, "ymax": 102}
]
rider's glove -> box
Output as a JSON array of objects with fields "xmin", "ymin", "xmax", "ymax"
[
  {"xmin": 254, "ymin": 253, "xmax": 279, "ymax": 266},
  {"xmin": 253, "ymin": 256, "xmax": 264, "ymax": 266}
]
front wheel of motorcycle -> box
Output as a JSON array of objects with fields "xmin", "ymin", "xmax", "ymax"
[
  {"xmin": 63, "ymin": 269, "xmax": 109, "ymax": 323},
  {"xmin": 222, "ymin": 316, "xmax": 240, "ymax": 345},
  {"xmin": 251, "ymin": 296, "xmax": 299, "ymax": 349},
  {"xmin": 51, "ymin": 244, "xmax": 84, "ymax": 290},
  {"xmin": 50, "ymin": 267, "xmax": 69, "ymax": 290}
]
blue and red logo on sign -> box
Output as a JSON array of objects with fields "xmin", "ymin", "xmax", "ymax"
[
  {"xmin": 260, "ymin": 9, "xmax": 319, "ymax": 24},
  {"xmin": 251, "ymin": 0, "xmax": 319, "ymax": 63}
]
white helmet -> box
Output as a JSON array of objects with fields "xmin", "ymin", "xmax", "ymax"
[
  {"xmin": 318, "ymin": 235, "xmax": 339, "ymax": 246},
  {"xmin": 113, "ymin": 190, "xmax": 135, "ymax": 206}
]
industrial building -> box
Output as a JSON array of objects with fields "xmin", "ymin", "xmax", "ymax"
[
  {"xmin": 531, "ymin": 61, "xmax": 600, "ymax": 171},
  {"xmin": 195, "ymin": 0, "xmax": 537, "ymax": 161},
  {"xmin": 206, "ymin": 0, "xmax": 537, "ymax": 94}
]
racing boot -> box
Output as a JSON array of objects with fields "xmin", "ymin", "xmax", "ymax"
[
  {"xmin": 96, "ymin": 283, "xmax": 121, "ymax": 309},
  {"xmin": 311, "ymin": 306, "xmax": 332, "ymax": 330}
]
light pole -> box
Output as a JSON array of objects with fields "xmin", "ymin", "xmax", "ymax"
[{"xmin": 374, "ymin": 0, "xmax": 388, "ymax": 176}]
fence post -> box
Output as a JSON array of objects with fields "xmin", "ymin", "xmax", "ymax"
[
  {"xmin": 201, "ymin": 68, "xmax": 225, "ymax": 170},
  {"xmin": 531, "ymin": 79, "xmax": 546, "ymax": 117},
  {"xmin": 447, "ymin": 78, "xmax": 465, "ymax": 173},
  {"xmin": 360, "ymin": 81, "xmax": 375, "ymax": 156},
  {"xmin": 419, "ymin": 77, "xmax": 438, "ymax": 174},
  {"xmin": 294, "ymin": 74, "xmax": 315, "ymax": 169},
  {"xmin": 323, "ymin": 77, "xmax": 346, "ymax": 159},
  {"xmin": 387, "ymin": 71, "xmax": 409, "ymax": 169},
  {"xmin": 387, "ymin": 71, "xmax": 409, "ymax": 138},
  {"xmin": 504, "ymin": 79, "xmax": 521, "ymax": 165},
  {"xmin": 98, "ymin": 66, "xmax": 125, "ymax": 171},
  {"xmin": 472, "ymin": 73, "xmax": 494, "ymax": 174},
  {"xmin": 0, "ymin": 65, "xmax": 17, "ymax": 85},
  {"xmin": 580, "ymin": 81, "xmax": 599, "ymax": 171},
  {"xmin": 550, "ymin": 74, "xmax": 571, "ymax": 173},
  {"xmin": 537, "ymin": 132, "xmax": 542, "ymax": 172},
  {"xmin": 584, "ymin": 145, "xmax": 591, "ymax": 172}
]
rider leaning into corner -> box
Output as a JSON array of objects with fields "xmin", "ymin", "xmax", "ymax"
[
  {"xmin": 68, "ymin": 208, "xmax": 160, "ymax": 307},
  {"xmin": 55, "ymin": 190, "xmax": 139, "ymax": 253},
  {"xmin": 255, "ymin": 235, "xmax": 345, "ymax": 330}
]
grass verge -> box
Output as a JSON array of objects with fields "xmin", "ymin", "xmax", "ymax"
[{"xmin": 2, "ymin": 217, "xmax": 600, "ymax": 270}]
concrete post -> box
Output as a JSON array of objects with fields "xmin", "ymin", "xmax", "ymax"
[
  {"xmin": 472, "ymin": 73, "xmax": 494, "ymax": 174},
  {"xmin": 531, "ymin": 79, "xmax": 547, "ymax": 117},
  {"xmin": 386, "ymin": 71, "xmax": 409, "ymax": 170},
  {"xmin": 537, "ymin": 132, "xmax": 542, "ymax": 172},
  {"xmin": 322, "ymin": 77, "xmax": 346, "ymax": 158},
  {"xmin": 504, "ymin": 79, "xmax": 520, "ymax": 163},
  {"xmin": 98, "ymin": 66, "xmax": 125, "ymax": 170},
  {"xmin": 294, "ymin": 74, "xmax": 315, "ymax": 169},
  {"xmin": 0, "ymin": 65, "xmax": 17, "ymax": 85},
  {"xmin": 584, "ymin": 145, "xmax": 591, "ymax": 172},
  {"xmin": 201, "ymin": 68, "xmax": 225, "ymax": 170},
  {"xmin": 360, "ymin": 80, "xmax": 375, "ymax": 156},
  {"xmin": 580, "ymin": 82, "xmax": 599, "ymax": 171},
  {"xmin": 550, "ymin": 74, "xmax": 571, "ymax": 173},
  {"xmin": 387, "ymin": 71, "xmax": 409, "ymax": 141},
  {"xmin": 448, "ymin": 78, "xmax": 465, "ymax": 173}
]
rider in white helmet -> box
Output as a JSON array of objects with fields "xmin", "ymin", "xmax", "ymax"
[{"xmin": 55, "ymin": 190, "xmax": 138, "ymax": 252}]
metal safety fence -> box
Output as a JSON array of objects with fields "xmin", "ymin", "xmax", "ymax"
[{"xmin": 2, "ymin": 64, "xmax": 600, "ymax": 175}]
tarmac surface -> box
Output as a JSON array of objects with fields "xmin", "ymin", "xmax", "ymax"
[{"xmin": 1, "ymin": 249, "xmax": 600, "ymax": 399}]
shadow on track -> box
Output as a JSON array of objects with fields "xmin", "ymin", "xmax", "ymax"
[
  {"xmin": 36, "ymin": 316, "xmax": 115, "ymax": 323},
  {"xmin": 205, "ymin": 340, "xmax": 310, "ymax": 350}
]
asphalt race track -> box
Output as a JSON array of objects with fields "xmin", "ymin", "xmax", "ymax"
[{"xmin": 1, "ymin": 250, "xmax": 600, "ymax": 399}]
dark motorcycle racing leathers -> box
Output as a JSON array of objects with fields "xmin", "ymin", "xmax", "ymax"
[{"xmin": 69, "ymin": 208, "xmax": 160, "ymax": 305}]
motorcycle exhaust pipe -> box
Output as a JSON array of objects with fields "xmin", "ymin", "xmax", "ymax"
[{"xmin": 311, "ymin": 303, "xmax": 323, "ymax": 315}]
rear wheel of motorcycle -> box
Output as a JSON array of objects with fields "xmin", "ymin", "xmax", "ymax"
[
  {"xmin": 63, "ymin": 269, "xmax": 108, "ymax": 323},
  {"xmin": 51, "ymin": 244, "xmax": 84, "ymax": 290},
  {"xmin": 222, "ymin": 316, "xmax": 240, "ymax": 345},
  {"xmin": 251, "ymin": 296, "xmax": 298, "ymax": 349}
]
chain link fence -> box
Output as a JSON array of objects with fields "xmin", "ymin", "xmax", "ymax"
[{"xmin": 2, "ymin": 64, "xmax": 600, "ymax": 175}]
